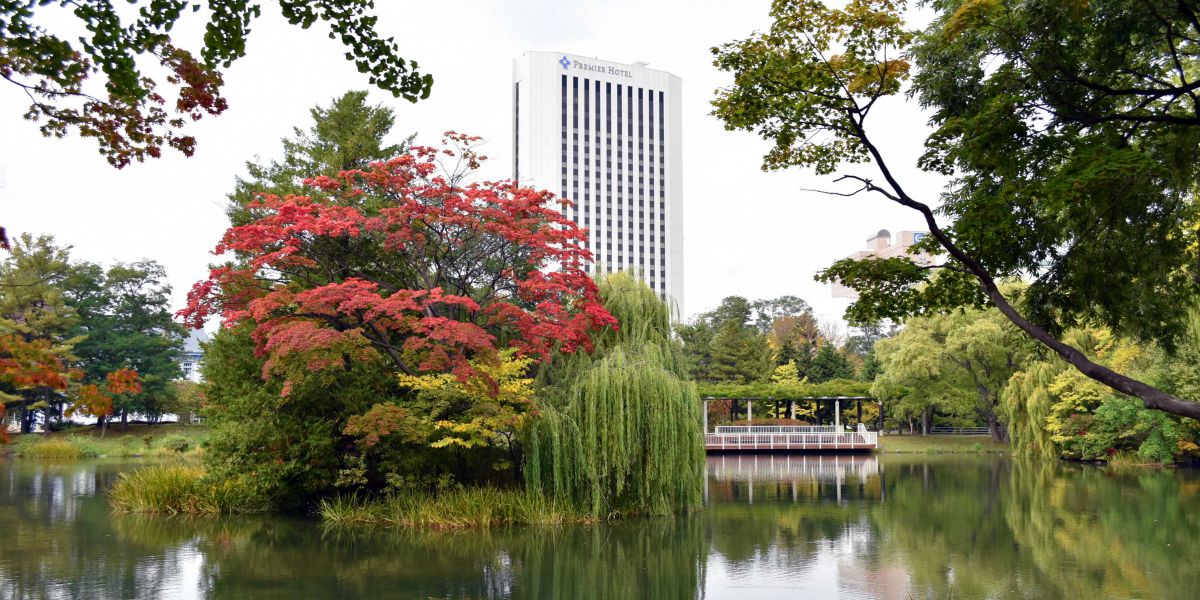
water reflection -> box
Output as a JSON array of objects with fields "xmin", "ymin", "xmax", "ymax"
[{"xmin": 2, "ymin": 454, "xmax": 1199, "ymax": 599}]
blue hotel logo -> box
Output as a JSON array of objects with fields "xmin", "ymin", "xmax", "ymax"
[{"xmin": 559, "ymin": 56, "xmax": 571, "ymax": 69}]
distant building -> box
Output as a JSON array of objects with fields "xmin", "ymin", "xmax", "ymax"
[
  {"xmin": 180, "ymin": 329, "xmax": 209, "ymax": 382},
  {"xmin": 832, "ymin": 229, "xmax": 933, "ymax": 299},
  {"xmin": 512, "ymin": 51, "xmax": 684, "ymax": 313}
]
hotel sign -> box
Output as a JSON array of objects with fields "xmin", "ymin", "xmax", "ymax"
[{"xmin": 559, "ymin": 55, "xmax": 633, "ymax": 78}]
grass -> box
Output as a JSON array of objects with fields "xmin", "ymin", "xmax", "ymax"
[
  {"xmin": 109, "ymin": 464, "xmax": 268, "ymax": 515},
  {"xmin": 319, "ymin": 488, "xmax": 598, "ymax": 529},
  {"xmin": 6, "ymin": 423, "xmax": 208, "ymax": 460},
  {"xmin": 878, "ymin": 434, "xmax": 1008, "ymax": 454}
]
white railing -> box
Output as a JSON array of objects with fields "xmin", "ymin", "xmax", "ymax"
[
  {"xmin": 705, "ymin": 428, "xmax": 879, "ymax": 450},
  {"xmin": 714, "ymin": 425, "xmax": 838, "ymax": 434}
]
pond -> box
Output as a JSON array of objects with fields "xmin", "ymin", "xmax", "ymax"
[{"xmin": 2, "ymin": 453, "xmax": 1198, "ymax": 599}]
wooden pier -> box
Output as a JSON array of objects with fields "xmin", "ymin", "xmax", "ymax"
[{"xmin": 704, "ymin": 424, "xmax": 878, "ymax": 452}]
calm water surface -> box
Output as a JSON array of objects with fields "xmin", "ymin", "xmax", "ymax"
[{"xmin": 2, "ymin": 453, "xmax": 1198, "ymax": 599}]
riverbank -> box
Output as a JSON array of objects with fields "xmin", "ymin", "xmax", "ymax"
[
  {"xmin": 109, "ymin": 463, "xmax": 597, "ymax": 527},
  {"xmin": 5, "ymin": 423, "xmax": 209, "ymax": 459},
  {"xmin": 877, "ymin": 434, "xmax": 1008, "ymax": 454}
]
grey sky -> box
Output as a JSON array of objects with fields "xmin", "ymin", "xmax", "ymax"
[{"xmin": 0, "ymin": 0, "xmax": 939, "ymax": 326}]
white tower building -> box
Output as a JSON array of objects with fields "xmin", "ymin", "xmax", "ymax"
[{"xmin": 512, "ymin": 51, "xmax": 684, "ymax": 314}]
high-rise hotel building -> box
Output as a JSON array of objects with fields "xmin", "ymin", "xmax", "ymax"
[{"xmin": 512, "ymin": 52, "xmax": 684, "ymax": 313}]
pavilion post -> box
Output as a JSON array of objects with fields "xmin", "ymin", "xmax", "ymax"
[
  {"xmin": 835, "ymin": 399, "xmax": 841, "ymax": 431},
  {"xmin": 747, "ymin": 399, "xmax": 752, "ymax": 423},
  {"xmin": 703, "ymin": 399, "xmax": 708, "ymax": 433}
]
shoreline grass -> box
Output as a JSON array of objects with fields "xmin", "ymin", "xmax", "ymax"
[
  {"xmin": 109, "ymin": 465, "xmax": 267, "ymax": 515},
  {"xmin": 878, "ymin": 434, "xmax": 1008, "ymax": 454},
  {"xmin": 6, "ymin": 423, "xmax": 208, "ymax": 460},
  {"xmin": 318, "ymin": 488, "xmax": 599, "ymax": 529}
]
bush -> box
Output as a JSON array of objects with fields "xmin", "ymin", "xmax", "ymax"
[
  {"xmin": 109, "ymin": 465, "xmax": 267, "ymax": 515},
  {"xmin": 160, "ymin": 436, "xmax": 190, "ymax": 453}
]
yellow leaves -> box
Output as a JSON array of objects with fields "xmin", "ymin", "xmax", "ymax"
[
  {"xmin": 846, "ymin": 59, "xmax": 912, "ymax": 94},
  {"xmin": 944, "ymin": 0, "xmax": 1002, "ymax": 40},
  {"xmin": 397, "ymin": 349, "xmax": 535, "ymax": 451}
]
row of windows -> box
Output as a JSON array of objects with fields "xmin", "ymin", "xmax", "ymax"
[{"xmin": 561, "ymin": 75, "xmax": 670, "ymax": 274}]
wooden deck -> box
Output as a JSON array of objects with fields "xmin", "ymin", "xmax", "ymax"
[{"xmin": 704, "ymin": 425, "xmax": 879, "ymax": 453}]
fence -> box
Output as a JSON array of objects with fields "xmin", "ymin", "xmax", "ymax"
[{"xmin": 929, "ymin": 426, "xmax": 991, "ymax": 435}]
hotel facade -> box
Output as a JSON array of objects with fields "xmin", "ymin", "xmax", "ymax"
[{"xmin": 512, "ymin": 51, "xmax": 684, "ymax": 313}]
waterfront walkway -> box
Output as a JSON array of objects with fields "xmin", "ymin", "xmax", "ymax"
[{"xmin": 704, "ymin": 424, "xmax": 879, "ymax": 452}]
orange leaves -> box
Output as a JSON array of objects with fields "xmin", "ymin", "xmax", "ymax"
[
  {"xmin": 106, "ymin": 368, "xmax": 142, "ymax": 395},
  {"xmin": 0, "ymin": 334, "xmax": 72, "ymax": 391},
  {"xmin": 66, "ymin": 369, "xmax": 139, "ymax": 419}
]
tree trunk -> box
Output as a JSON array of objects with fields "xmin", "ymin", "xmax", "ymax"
[
  {"xmin": 120, "ymin": 410, "xmax": 128, "ymax": 431},
  {"xmin": 987, "ymin": 413, "xmax": 1007, "ymax": 443}
]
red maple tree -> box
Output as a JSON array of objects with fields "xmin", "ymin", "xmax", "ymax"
[
  {"xmin": 180, "ymin": 133, "xmax": 615, "ymax": 391},
  {"xmin": 0, "ymin": 334, "xmax": 74, "ymax": 442}
]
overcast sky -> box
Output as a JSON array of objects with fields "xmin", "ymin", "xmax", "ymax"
[{"xmin": 0, "ymin": 0, "xmax": 943, "ymax": 327}]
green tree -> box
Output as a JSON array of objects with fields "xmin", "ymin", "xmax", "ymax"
[
  {"xmin": 0, "ymin": 234, "xmax": 80, "ymax": 432},
  {"xmin": 227, "ymin": 90, "xmax": 411, "ymax": 225},
  {"xmin": 874, "ymin": 306, "xmax": 1026, "ymax": 440},
  {"xmin": 64, "ymin": 261, "xmax": 186, "ymax": 426},
  {"xmin": 707, "ymin": 320, "xmax": 773, "ymax": 384},
  {"xmin": 712, "ymin": 0, "xmax": 1200, "ymax": 420},
  {"xmin": 809, "ymin": 343, "xmax": 854, "ymax": 383}
]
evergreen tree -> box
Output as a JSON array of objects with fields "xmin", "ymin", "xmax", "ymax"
[
  {"xmin": 707, "ymin": 321, "xmax": 773, "ymax": 384},
  {"xmin": 228, "ymin": 90, "xmax": 411, "ymax": 225},
  {"xmin": 809, "ymin": 343, "xmax": 855, "ymax": 383},
  {"xmin": 65, "ymin": 261, "xmax": 186, "ymax": 425}
]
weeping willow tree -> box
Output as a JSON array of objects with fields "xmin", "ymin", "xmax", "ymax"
[
  {"xmin": 1001, "ymin": 362, "xmax": 1061, "ymax": 459},
  {"xmin": 523, "ymin": 273, "xmax": 705, "ymax": 518}
]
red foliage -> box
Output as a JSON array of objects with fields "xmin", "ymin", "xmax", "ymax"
[
  {"xmin": 180, "ymin": 133, "xmax": 616, "ymax": 391},
  {"xmin": 0, "ymin": 334, "xmax": 72, "ymax": 391}
]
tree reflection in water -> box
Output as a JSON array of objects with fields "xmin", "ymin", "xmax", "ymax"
[{"xmin": 1, "ymin": 454, "xmax": 1198, "ymax": 599}]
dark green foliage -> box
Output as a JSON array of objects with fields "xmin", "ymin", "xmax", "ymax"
[
  {"xmin": 64, "ymin": 260, "xmax": 186, "ymax": 421},
  {"xmin": 707, "ymin": 321, "xmax": 773, "ymax": 384},
  {"xmin": 200, "ymin": 324, "xmax": 398, "ymax": 511},
  {"xmin": 524, "ymin": 274, "xmax": 705, "ymax": 518},
  {"xmin": 809, "ymin": 343, "xmax": 854, "ymax": 383},
  {"xmin": 677, "ymin": 294, "xmax": 812, "ymax": 382},
  {"xmin": 227, "ymin": 90, "xmax": 411, "ymax": 225}
]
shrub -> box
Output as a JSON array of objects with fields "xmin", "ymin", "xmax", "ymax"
[{"xmin": 160, "ymin": 436, "xmax": 190, "ymax": 453}]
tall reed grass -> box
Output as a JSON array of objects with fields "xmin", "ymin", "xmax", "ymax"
[
  {"xmin": 14, "ymin": 436, "xmax": 100, "ymax": 459},
  {"xmin": 318, "ymin": 488, "xmax": 596, "ymax": 529},
  {"xmin": 109, "ymin": 465, "xmax": 267, "ymax": 515}
]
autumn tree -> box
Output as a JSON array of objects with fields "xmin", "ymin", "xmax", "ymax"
[
  {"xmin": 0, "ymin": 234, "xmax": 80, "ymax": 432},
  {"xmin": 712, "ymin": 0, "xmax": 1200, "ymax": 419},
  {"xmin": 1, "ymin": 1, "xmax": 431, "ymax": 169},
  {"xmin": 182, "ymin": 132, "xmax": 615, "ymax": 505},
  {"xmin": 182, "ymin": 132, "xmax": 614, "ymax": 388}
]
